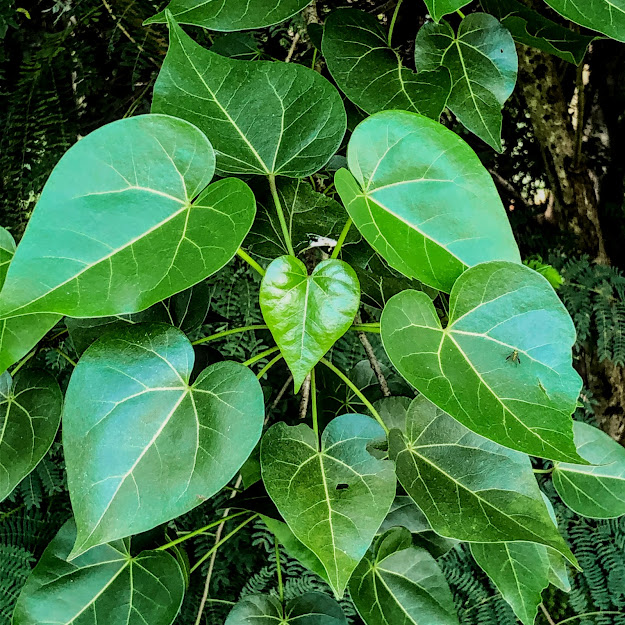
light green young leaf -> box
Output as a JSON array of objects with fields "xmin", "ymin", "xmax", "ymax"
[
  {"xmin": 259, "ymin": 256, "xmax": 360, "ymax": 392},
  {"xmin": 543, "ymin": 0, "xmax": 625, "ymax": 43},
  {"xmin": 13, "ymin": 520, "xmax": 184, "ymax": 625},
  {"xmin": 146, "ymin": 0, "xmax": 312, "ymax": 32},
  {"xmin": 480, "ymin": 0, "xmax": 594, "ymax": 64},
  {"xmin": 322, "ymin": 9, "xmax": 451, "ymax": 119},
  {"xmin": 152, "ymin": 16, "xmax": 346, "ymax": 177},
  {"xmin": 63, "ymin": 323, "xmax": 265, "ymax": 558},
  {"xmin": 381, "ymin": 261, "xmax": 584, "ymax": 462},
  {"xmin": 261, "ymin": 414, "xmax": 396, "ymax": 598},
  {"xmin": 414, "ymin": 13, "xmax": 518, "ymax": 151},
  {"xmin": 388, "ymin": 395, "xmax": 576, "ymax": 563},
  {"xmin": 553, "ymin": 421, "xmax": 625, "ymax": 518},
  {"xmin": 0, "ymin": 369, "xmax": 63, "ymax": 502},
  {"xmin": 423, "ymin": 0, "xmax": 472, "ymax": 22},
  {"xmin": 0, "ymin": 226, "xmax": 15, "ymax": 288},
  {"xmin": 349, "ymin": 527, "xmax": 459, "ymax": 625},
  {"xmin": 224, "ymin": 593, "xmax": 347, "ymax": 625},
  {"xmin": 335, "ymin": 111, "xmax": 520, "ymax": 293},
  {"xmin": 0, "ymin": 114, "xmax": 255, "ymax": 322},
  {"xmin": 470, "ymin": 542, "xmax": 550, "ymax": 625}
]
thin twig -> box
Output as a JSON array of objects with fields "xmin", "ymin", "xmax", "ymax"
[
  {"xmin": 285, "ymin": 32, "xmax": 301, "ymax": 62},
  {"xmin": 356, "ymin": 316, "xmax": 391, "ymax": 397},
  {"xmin": 540, "ymin": 603, "xmax": 557, "ymax": 625},
  {"xmin": 299, "ymin": 373, "xmax": 311, "ymax": 419}
]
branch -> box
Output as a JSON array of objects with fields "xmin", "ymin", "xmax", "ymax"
[{"xmin": 356, "ymin": 316, "xmax": 391, "ymax": 397}]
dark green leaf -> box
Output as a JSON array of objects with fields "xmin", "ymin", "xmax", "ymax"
[
  {"xmin": 211, "ymin": 32, "xmax": 261, "ymax": 60},
  {"xmin": 0, "ymin": 369, "xmax": 63, "ymax": 502},
  {"xmin": 414, "ymin": 14, "xmax": 517, "ymax": 151},
  {"xmin": 480, "ymin": 0, "xmax": 594, "ymax": 64},
  {"xmin": 388, "ymin": 395, "xmax": 576, "ymax": 563},
  {"xmin": 260, "ymin": 256, "xmax": 360, "ymax": 392},
  {"xmin": 63, "ymin": 323, "xmax": 265, "ymax": 557},
  {"xmin": 261, "ymin": 414, "xmax": 396, "ymax": 597},
  {"xmin": 146, "ymin": 0, "xmax": 313, "ymax": 32},
  {"xmin": 224, "ymin": 593, "xmax": 347, "ymax": 625},
  {"xmin": 543, "ymin": 0, "xmax": 625, "ymax": 43},
  {"xmin": 335, "ymin": 110, "xmax": 520, "ymax": 292},
  {"xmin": 152, "ymin": 16, "xmax": 346, "ymax": 177},
  {"xmin": 381, "ymin": 262, "xmax": 583, "ymax": 462},
  {"xmin": 349, "ymin": 527, "xmax": 459, "ymax": 625},
  {"xmin": 322, "ymin": 9, "xmax": 451, "ymax": 119},
  {"xmin": 553, "ymin": 421, "xmax": 625, "ymax": 518},
  {"xmin": 424, "ymin": 0, "xmax": 472, "ymax": 22}
]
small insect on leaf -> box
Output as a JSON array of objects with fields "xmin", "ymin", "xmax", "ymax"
[{"xmin": 506, "ymin": 349, "xmax": 521, "ymax": 365}]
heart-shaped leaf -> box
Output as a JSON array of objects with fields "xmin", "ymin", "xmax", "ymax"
[
  {"xmin": 543, "ymin": 0, "xmax": 625, "ymax": 43},
  {"xmin": 424, "ymin": 0, "xmax": 472, "ymax": 22},
  {"xmin": 335, "ymin": 110, "xmax": 520, "ymax": 293},
  {"xmin": 259, "ymin": 256, "xmax": 360, "ymax": 392},
  {"xmin": 349, "ymin": 527, "xmax": 459, "ymax": 625},
  {"xmin": 481, "ymin": 0, "xmax": 594, "ymax": 64},
  {"xmin": 322, "ymin": 9, "xmax": 451, "ymax": 119},
  {"xmin": 388, "ymin": 395, "xmax": 576, "ymax": 563},
  {"xmin": 0, "ymin": 369, "xmax": 63, "ymax": 502},
  {"xmin": 224, "ymin": 593, "xmax": 347, "ymax": 625},
  {"xmin": 414, "ymin": 13, "xmax": 518, "ymax": 151},
  {"xmin": 13, "ymin": 520, "xmax": 184, "ymax": 625},
  {"xmin": 146, "ymin": 0, "xmax": 312, "ymax": 32},
  {"xmin": 470, "ymin": 542, "xmax": 551, "ymax": 625},
  {"xmin": 261, "ymin": 414, "xmax": 396, "ymax": 597},
  {"xmin": 0, "ymin": 226, "xmax": 15, "ymax": 288},
  {"xmin": 553, "ymin": 421, "xmax": 625, "ymax": 518},
  {"xmin": 152, "ymin": 16, "xmax": 346, "ymax": 177},
  {"xmin": 63, "ymin": 323, "xmax": 264, "ymax": 557},
  {"xmin": 381, "ymin": 261, "xmax": 584, "ymax": 462}
]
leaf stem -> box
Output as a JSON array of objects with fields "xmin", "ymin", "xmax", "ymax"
[
  {"xmin": 349, "ymin": 323, "xmax": 380, "ymax": 333},
  {"xmin": 243, "ymin": 346, "xmax": 280, "ymax": 367},
  {"xmin": 532, "ymin": 467, "xmax": 554, "ymax": 474},
  {"xmin": 388, "ymin": 0, "xmax": 404, "ymax": 47},
  {"xmin": 319, "ymin": 357, "xmax": 389, "ymax": 434},
  {"xmin": 256, "ymin": 353, "xmax": 284, "ymax": 379},
  {"xmin": 456, "ymin": 9, "xmax": 465, "ymax": 18},
  {"xmin": 311, "ymin": 368, "xmax": 319, "ymax": 445},
  {"xmin": 190, "ymin": 514, "xmax": 258, "ymax": 574},
  {"xmin": 268, "ymin": 174, "xmax": 296, "ymax": 257},
  {"xmin": 330, "ymin": 217, "xmax": 353, "ymax": 259},
  {"xmin": 156, "ymin": 511, "xmax": 249, "ymax": 551},
  {"xmin": 192, "ymin": 325, "xmax": 269, "ymax": 346},
  {"xmin": 10, "ymin": 350, "xmax": 36, "ymax": 376},
  {"xmin": 54, "ymin": 348, "xmax": 77, "ymax": 367},
  {"xmin": 236, "ymin": 248, "xmax": 266, "ymax": 277},
  {"xmin": 275, "ymin": 537, "xmax": 284, "ymax": 603}
]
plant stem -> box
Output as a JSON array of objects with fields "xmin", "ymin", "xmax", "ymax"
[
  {"xmin": 388, "ymin": 0, "xmax": 404, "ymax": 47},
  {"xmin": 205, "ymin": 599, "xmax": 235, "ymax": 606},
  {"xmin": 54, "ymin": 348, "xmax": 77, "ymax": 367},
  {"xmin": 257, "ymin": 353, "xmax": 284, "ymax": 379},
  {"xmin": 190, "ymin": 514, "xmax": 258, "ymax": 574},
  {"xmin": 243, "ymin": 346, "xmax": 280, "ymax": 367},
  {"xmin": 192, "ymin": 325, "xmax": 268, "ymax": 346},
  {"xmin": 156, "ymin": 511, "xmax": 248, "ymax": 551},
  {"xmin": 533, "ymin": 467, "xmax": 554, "ymax": 474},
  {"xmin": 319, "ymin": 358, "xmax": 389, "ymax": 434},
  {"xmin": 299, "ymin": 373, "xmax": 311, "ymax": 420},
  {"xmin": 555, "ymin": 612, "xmax": 625, "ymax": 625},
  {"xmin": 356, "ymin": 317, "xmax": 391, "ymax": 397},
  {"xmin": 311, "ymin": 368, "xmax": 319, "ymax": 445},
  {"xmin": 236, "ymin": 248, "xmax": 266, "ymax": 277},
  {"xmin": 456, "ymin": 9, "xmax": 465, "ymax": 18},
  {"xmin": 349, "ymin": 323, "xmax": 380, "ymax": 333},
  {"xmin": 10, "ymin": 350, "xmax": 36, "ymax": 376},
  {"xmin": 275, "ymin": 537, "xmax": 284, "ymax": 603},
  {"xmin": 268, "ymin": 174, "xmax": 296, "ymax": 257},
  {"xmin": 540, "ymin": 603, "xmax": 557, "ymax": 625},
  {"xmin": 330, "ymin": 217, "xmax": 353, "ymax": 259}
]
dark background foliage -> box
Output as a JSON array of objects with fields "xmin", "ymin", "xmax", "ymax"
[{"xmin": 3, "ymin": 1, "xmax": 625, "ymax": 623}]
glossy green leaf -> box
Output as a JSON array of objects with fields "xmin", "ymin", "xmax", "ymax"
[
  {"xmin": 0, "ymin": 226, "xmax": 15, "ymax": 288},
  {"xmin": 0, "ymin": 114, "xmax": 254, "ymax": 322},
  {"xmin": 388, "ymin": 395, "xmax": 576, "ymax": 563},
  {"xmin": 553, "ymin": 421, "xmax": 625, "ymax": 518},
  {"xmin": 480, "ymin": 0, "xmax": 594, "ymax": 64},
  {"xmin": 414, "ymin": 13, "xmax": 518, "ymax": 151},
  {"xmin": 0, "ymin": 369, "xmax": 63, "ymax": 502},
  {"xmin": 152, "ymin": 16, "xmax": 346, "ymax": 177},
  {"xmin": 335, "ymin": 110, "xmax": 520, "ymax": 292},
  {"xmin": 470, "ymin": 542, "xmax": 550, "ymax": 625},
  {"xmin": 146, "ymin": 0, "xmax": 312, "ymax": 32},
  {"xmin": 246, "ymin": 178, "xmax": 359, "ymax": 261},
  {"xmin": 543, "ymin": 0, "xmax": 625, "ymax": 43},
  {"xmin": 379, "ymin": 496, "xmax": 458, "ymax": 558},
  {"xmin": 63, "ymin": 323, "xmax": 265, "ymax": 557},
  {"xmin": 13, "ymin": 520, "xmax": 184, "ymax": 625},
  {"xmin": 548, "ymin": 547, "xmax": 571, "ymax": 593},
  {"xmin": 261, "ymin": 414, "xmax": 396, "ymax": 597},
  {"xmin": 224, "ymin": 593, "xmax": 347, "ymax": 625},
  {"xmin": 424, "ymin": 0, "xmax": 472, "ymax": 22},
  {"xmin": 381, "ymin": 261, "xmax": 584, "ymax": 462},
  {"xmin": 259, "ymin": 256, "xmax": 360, "ymax": 392},
  {"xmin": 349, "ymin": 527, "xmax": 459, "ymax": 625},
  {"xmin": 322, "ymin": 9, "xmax": 451, "ymax": 119}
]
